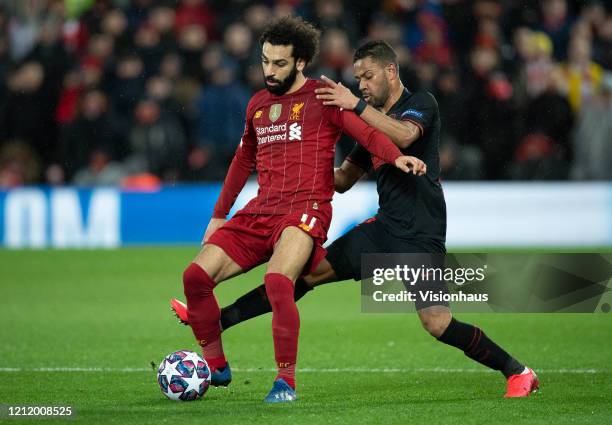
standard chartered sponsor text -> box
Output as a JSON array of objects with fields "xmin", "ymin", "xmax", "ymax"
[{"xmin": 256, "ymin": 123, "xmax": 287, "ymax": 145}]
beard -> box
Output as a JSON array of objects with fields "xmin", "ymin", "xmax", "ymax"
[
  {"xmin": 264, "ymin": 64, "xmax": 298, "ymax": 96},
  {"xmin": 370, "ymin": 94, "xmax": 387, "ymax": 109},
  {"xmin": 366, "ymin": 80, "xmax": 391, "ymax": 109}
]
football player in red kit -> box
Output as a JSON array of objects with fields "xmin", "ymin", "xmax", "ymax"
[{"xmin": 181, "ymin": 16, "xmax": 426, "ymax": 403}]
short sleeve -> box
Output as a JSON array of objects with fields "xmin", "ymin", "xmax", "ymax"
[{"xmin": 399, "ymin": 92, "xmax": 438, "ymax": 135}]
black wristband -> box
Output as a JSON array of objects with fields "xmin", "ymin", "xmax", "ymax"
[{"xmin": 353, "ymin": 98, "xmax": 368, "ymax": 115}]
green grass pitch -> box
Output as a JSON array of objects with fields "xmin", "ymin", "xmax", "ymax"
[{"xmin": 1, "ymin": 247, "xmax": 610, "ymax": 424}]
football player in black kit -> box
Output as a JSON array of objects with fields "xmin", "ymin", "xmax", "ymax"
[{"xmin": 172, "ymin": 40, "xmax": 538, "ymax": 398}]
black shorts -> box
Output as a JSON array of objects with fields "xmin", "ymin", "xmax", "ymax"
[{"xmin": 326, "ymin": 217, "xmax": 448, "ymax": 310}]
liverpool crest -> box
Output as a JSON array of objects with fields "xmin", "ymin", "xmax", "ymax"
[
  {"xmin": 289, "ymin": 102, "xmax": 304, "ymax": 120},
  {"xmin": 269, "ymin": 104, "xmax": 282, "ymax": 122}
]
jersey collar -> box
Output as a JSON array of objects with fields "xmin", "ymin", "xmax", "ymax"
[{"xmin": 386, "ymin": 87, "xmax": 412, "ymax": 115}]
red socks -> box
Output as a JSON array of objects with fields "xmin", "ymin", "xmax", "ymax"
[
  {"xmin": 265, "ymin": 273, "xmax": 299, "ymax": 389},
  {"xmin": 183, "ymin": 265, "xmax": 299, "ymax": 385},
  {"xmin": 183, "ymin": 263, "xmax": 226, "ymax": 370}
]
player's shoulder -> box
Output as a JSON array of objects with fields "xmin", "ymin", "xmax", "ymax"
[
  {"xmin": 291, "ymin": 79, "xmax": 321, "ymax": 98},
  {"xmin": 396, "ymin": 90, "xmax": 439, "ymax": 122},
  {"xmin": 304, "ymin": 79, "xmax": 338, "ymax": 118},
  {"xmin": 275, "ymin": 78, "xmax": 319, "ymax": 97},
  {"xmin": 311, "ymin": 79, "xmax": 326, "ymax": 90},
  {"xmin": 245, "ymin": 89, "xmax": 271, "ymax": 117},
  {"xmin": 406, "ymin": 90, "xmax": 439, "ymax": 109},
  {"xmin": 249, "ymin": 88, "xmax": 270, "ymax": 106}
]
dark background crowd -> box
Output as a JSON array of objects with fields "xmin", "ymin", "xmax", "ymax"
[{"xmin": 0, "ymin": 0, "xmax": 610, "ymax": 188}]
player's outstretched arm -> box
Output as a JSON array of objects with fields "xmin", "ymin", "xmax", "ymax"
[
  {"xmin": 315, "ymin": 75, "xmax": 420, "ymax": 148},
  {"xmin": 324, "ymin": 106, "xmax": 400, "ymax": 165},
  {"xmin": 326, "ymin": 102, "xmax": 420, "ymax": 176},
  {"xmin": 333, "ymin": 154, "xmax": 427, "ymax": 192}
]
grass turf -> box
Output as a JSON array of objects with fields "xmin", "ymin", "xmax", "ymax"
[{"xmin": 0, "ymin": 247, "xmax": 610, "ymax": 424}]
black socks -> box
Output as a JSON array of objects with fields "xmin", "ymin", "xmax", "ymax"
[
  {"xmin": 437, "ymin": 318, "xmax": 525, "ymax": 378},
  {"xmin": 220, "ymin": 286, "xmax": 525, "ymax": 379}
]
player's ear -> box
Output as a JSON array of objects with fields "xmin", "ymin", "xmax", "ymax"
[
  {"xmin": 296, "ymin": 58, "xmax": 306, "ymax": 72},
  {"xmin": 386, "ymin": 63, "xmax": 398, "ymax": 80}
]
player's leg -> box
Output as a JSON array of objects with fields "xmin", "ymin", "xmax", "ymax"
[
  {"xmin": 182, "ymin": 243, "xmax": 243, "ymax": 376},
  {"xmin": 419, "ymin": 306, "xmax": 538, "ymax": 397},
  {"xmin": 407, "ymin": 239, "xmax": 537, "ymax": 397},
  {"xmin": 263, "ymin": 226, "xmax": 314, "ymax": 396},
  {"xmin": 218, "ymin": 217, "xmax": 375, "ymax": 331},
  {"xmin": 419, "ymin": 304, "xmax": 524, "ymax": 375},
  {"xmin": 171, "ymin": 240, "xmax": 338, "ymax": 330},
  {"xmin": 374, "ymin": 229, "xmax": 538, "ymax": 397},
  {"xmin": 181, "ymin": 212, "xmax": 270, "ymax": 385}
]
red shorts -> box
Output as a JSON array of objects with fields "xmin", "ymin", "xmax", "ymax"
[{"xmin": 207, "ymin": 205, "xmax": 332, "ymax": 275}]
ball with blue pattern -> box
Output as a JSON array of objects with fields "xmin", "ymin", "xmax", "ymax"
[{"xmin": 157, "ymin": 350, "xmax": 211, "ymax": 401}]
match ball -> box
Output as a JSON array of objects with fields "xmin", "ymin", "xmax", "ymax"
[{"xmin": 157, "ymin": 350, "xmax": 211, "ymax": 401}]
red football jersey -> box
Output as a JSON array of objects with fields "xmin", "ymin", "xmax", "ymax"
[{"xmin": 213, "ymin": 79, "xmax": 402, "ymax": 218}]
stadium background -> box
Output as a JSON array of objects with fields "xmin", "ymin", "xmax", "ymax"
[
  {"xmin": 0, "ymin": 0, "xmax": 610, "ymax": 248},
  {"xmin": 1, "ymin": 1, "xmax": 611, "ymax": 424}
]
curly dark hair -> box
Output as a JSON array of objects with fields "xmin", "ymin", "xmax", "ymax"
[{"xmin": 259, "ymin": 16, "xmax": 321, "ymax": 65}]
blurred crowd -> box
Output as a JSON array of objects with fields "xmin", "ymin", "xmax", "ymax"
[{"xmin": 0, "ymin": 0, "xmax": 611, "ymax": 188}]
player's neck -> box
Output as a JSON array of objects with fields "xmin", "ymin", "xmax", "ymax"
[
  {"xmin": 284, "ymin": 73, "xmax": 307, "ymax": 95},
  {"xmin": 380, "ymin": 82, "xmax": 405, "ymax": 114}
]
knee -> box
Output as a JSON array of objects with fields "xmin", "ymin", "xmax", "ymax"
[
  {"xmin": 264, "ymin": 273, "xmax": 294, "ymax": 308},
  {"xmin": 183, "ymin": 263, "xmax": 215, "ymax": 298},
  {"xmin": 420, "ymin": 310, "xmax": 452, "ymax": 338}
]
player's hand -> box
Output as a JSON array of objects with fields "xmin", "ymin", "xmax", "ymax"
[
  {"xmin": 202, "ymin": 218, "xmax": 226, "ymax": 245},
  {"xmin": 394, "ymin": 156, "xmax": 427, "ymax": 175},
  {"xmin": 315, "ymin": 75, "xmax": 360, "ymax": 110}
]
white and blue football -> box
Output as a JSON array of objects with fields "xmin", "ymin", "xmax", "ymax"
[{"xmin": 157, "ymin": 350, "xmax": 211, "ymax": 401}]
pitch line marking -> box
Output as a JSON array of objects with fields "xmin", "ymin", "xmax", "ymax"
[{"xmin": 0, "ymin": 367, "xmax": 601, "ymax": 374}]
